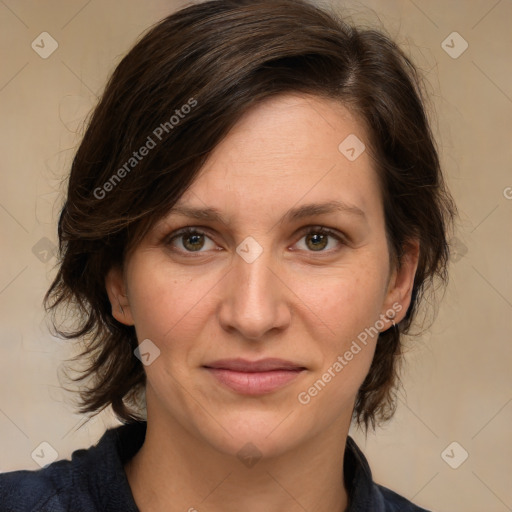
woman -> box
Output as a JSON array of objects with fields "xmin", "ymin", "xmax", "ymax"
[{"xmin": 0, "ymin": 0, "xmax": 456, "ymax": 510}]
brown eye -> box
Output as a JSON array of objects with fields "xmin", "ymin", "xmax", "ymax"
[
  {"xmin": 305, "ymin": 232, "xmax": 329, "ymax": 251},
  {"xmin": 295, "ymin": 227, "xmax": 345, "ymax": 253},
  {"xmin": 182, "ymin": 232, "xmax": 205, "ymax": 251},
  {"xmin": 166, "ymin": 228, "xmax": 216, "ymax": 253}
]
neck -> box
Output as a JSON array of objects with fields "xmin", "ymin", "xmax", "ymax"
[{"xmin": 125, "ymin": 413, "xmax": 350, "ymax": 512}]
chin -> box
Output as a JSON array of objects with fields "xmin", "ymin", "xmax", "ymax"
[{"xmin": 194, "ymin": 409, "xmax": 304, "ymax": 460}]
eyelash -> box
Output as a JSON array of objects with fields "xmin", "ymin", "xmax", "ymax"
[{"xmin": 165, "ymin": 225, "xmax": 346, "ymax": 256}]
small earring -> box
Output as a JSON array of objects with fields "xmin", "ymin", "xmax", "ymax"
[
  {"xmin": 385, "ymin": 311, "xmax": 397, "ymax": 331},
  {"xmin": 386, "ymin": 310, "xmax": 396, "ymax": 322}
]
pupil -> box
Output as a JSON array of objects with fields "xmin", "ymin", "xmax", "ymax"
[
  {"xmin": 307, "ymin": 233, "xmax": 327, "ymax": 251},
  {"xmin": 185, "ymin": 234, "xmax": 204, "ymax": 251},
  {"xmin": 182, "ymin": 232, "xmax": 328, "ymax": 252}
]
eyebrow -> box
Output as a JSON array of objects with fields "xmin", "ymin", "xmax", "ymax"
[{"xmin": 167, "ymin": 200, "xmax": 367, "ymax": 225}]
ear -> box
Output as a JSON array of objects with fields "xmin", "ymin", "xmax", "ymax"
[
  {"xmin": 382, "ymin": 239, "xmax": 420, "ymax": 324},
  {"xmin": 105, "ymin": 266, "xmax": 135, "ymax": 326}
]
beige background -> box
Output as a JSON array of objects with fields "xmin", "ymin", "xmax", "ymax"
[{"xmin": 0, "ymin": 0, "xmax": 511, "ymax": 511}]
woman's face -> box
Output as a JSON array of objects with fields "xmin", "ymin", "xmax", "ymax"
[{"xmin": 107, "ymin": 93, "xmax": 418, "ymax": 458}]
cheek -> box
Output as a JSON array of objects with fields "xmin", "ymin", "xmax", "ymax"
[
  {"xmin": 292, "ymin": 259, "xmax": 387, "ymax": 340},
  {"xmin": 294, "ymin": 279, "xmax": 381, "ymax": 422},
  {"xmin": 125, "ymin": 253, "xmax": 218, "ymax": 343},
  {"xmin": 290, "ymin": 257, "xmax": 387, "ymax": 397}
]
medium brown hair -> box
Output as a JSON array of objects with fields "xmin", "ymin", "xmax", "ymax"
[{"xmin": 46, "ymin": 0, "xmax": 456, "ymax": 430}]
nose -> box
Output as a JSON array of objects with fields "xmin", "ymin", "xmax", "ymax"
[{"xmin": 218, "ymin": 243, "xmax": 291, "ymax": 341}]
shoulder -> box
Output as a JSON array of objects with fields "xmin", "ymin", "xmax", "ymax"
[
  {"xmin": 0, "ymin": 457, "xmax": 87, "ymax": 511},
  {"xmin": 344, "ymin": 436, "xmax": 432, "ymax": 512},
  {"xmin": 376, "ymin": 483, "xmax": 432, "ymax": 511},
  {"xmin": 0, "ymin": 422, "xmax": 145, "ymax": 512}
]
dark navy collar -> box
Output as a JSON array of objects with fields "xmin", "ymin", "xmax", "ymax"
[
  {"xmin": 0, "ymin": 420, "xmax": 430, "ymax": 511},
  {"xmin": 105, "ymin": 421, "xmax": 429, "ymax": 511}
]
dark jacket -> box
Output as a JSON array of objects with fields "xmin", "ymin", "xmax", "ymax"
[{"xmin": 0, "ymin": 421, "xmax": 431, "ymax": 511}]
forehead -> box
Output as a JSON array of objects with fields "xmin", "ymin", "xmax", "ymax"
[{"xmin": 171, "ymin": 93, "xmax": 381, "ymax": 224}]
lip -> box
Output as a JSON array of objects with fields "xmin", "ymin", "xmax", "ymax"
[{"xmin": 203, "ymin": 358, "xmax": 306, "ymax": 395}]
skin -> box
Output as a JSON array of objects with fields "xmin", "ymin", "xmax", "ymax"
[{"xmin": 106, "ymin": 93, "xmax": 419, "ymax": 512}]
